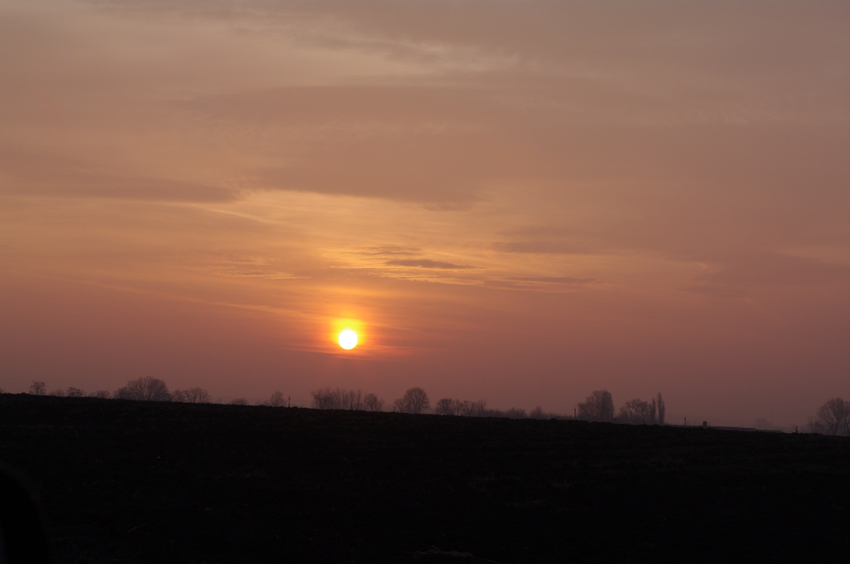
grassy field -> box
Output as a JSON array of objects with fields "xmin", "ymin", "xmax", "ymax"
[{"xmin": 1, "ymin": 394, "xmax": 848, "ymax": 563}]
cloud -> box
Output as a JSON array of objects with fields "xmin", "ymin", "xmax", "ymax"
[
  {"xmin": 184, "ymin": 253, "xmax": 305, "ymax": 280},
  {"xmin": 485, "ymin": 276, "xmax": 597, "ymax": 292},
  {"xmin": 492, "ymin": 240, "xmax": 598, "ymax": 255},
  {"xmin": 385, "ymin": 259, "xmax": 473, "ymax": 270},
  {"xmin": 360, "ymin": 245, "xmax": 421, "ymax": 256},
  {"xmin": 702, "ymin": 254, "xmax": 849, "ymax": 287},
  {"xmin": 0, "ymin": 147, "xmax": 239, "ymax": 203},
  {"xmin": 505, "ymin": 276, "xmax": 595, "ymax": 286},
  {"xmin": 683, "ymin": 253, "xmax": 850, "ymax": 295}
]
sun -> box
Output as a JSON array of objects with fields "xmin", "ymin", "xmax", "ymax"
[{"xmin": 337, "ymin": 328, "xmax": 359, "ymax": 350}]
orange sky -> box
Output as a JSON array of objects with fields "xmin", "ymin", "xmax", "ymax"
[{"xmin": 1, "ymin": 0, "xmax": 848, "ymax": 427}]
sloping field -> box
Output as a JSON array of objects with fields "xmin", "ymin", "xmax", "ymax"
[{"xmin": 1, "ymin": 394, "xmax": 848, "ymax": 563}]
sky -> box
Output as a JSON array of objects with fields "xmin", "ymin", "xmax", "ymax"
[{"xmin": 1, "ymin": 0, "xmax": 848, "ymax": 428}]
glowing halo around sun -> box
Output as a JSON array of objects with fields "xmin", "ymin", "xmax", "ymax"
[{"xmin": 337, "ymin": 328, "xmax": 359, "ymax": 350}]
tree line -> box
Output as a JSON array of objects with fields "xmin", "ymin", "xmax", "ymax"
[
  {"xmin": 8, "ymin": 379, "xmax": 848, "ymax": 435},
  {"xmin": 17, "ymin": 377, "xmax": 288, "ymax": 407},
  {"xmin": 575, "ymin": 390, "xmax": 666, "ymax": 425}
]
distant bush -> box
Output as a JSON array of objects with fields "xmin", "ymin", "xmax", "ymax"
[
  {"xmin": 90, "ymin": 390, "xmax": 111, "ymax": 399},
  {"xmin": 67, "ymin": 387, "xmax": 85, "ymax": 397},
  {"xmin": 505, "ymin": 407, "xmax": 527, "ymax": 419},
  {"xmin": 29, "ymin": 381, "xmax": 46, "ymax": 396}
]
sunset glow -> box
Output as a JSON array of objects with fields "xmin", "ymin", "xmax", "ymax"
[{"xmin": 0, "ymin": 0, "xmax": 847, "ymax": 428}]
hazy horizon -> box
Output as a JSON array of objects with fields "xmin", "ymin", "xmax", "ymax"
[{"xmin": 1, "ymin": 0, "xmax": 848, "ymax": 429}]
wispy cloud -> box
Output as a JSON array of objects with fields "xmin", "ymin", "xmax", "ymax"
[{"xmin": 385, "ymin": 259, "xmax": 473, "ymax": 270}]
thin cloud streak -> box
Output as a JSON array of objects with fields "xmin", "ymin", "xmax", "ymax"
[{"xmin": 385, "ymin": 259, "xmax": 473, "ymax": 270}]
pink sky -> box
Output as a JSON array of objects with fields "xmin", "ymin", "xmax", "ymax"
[{"xmin": 1, "ymin": 0, "xmax": 848, "ymax": 427}]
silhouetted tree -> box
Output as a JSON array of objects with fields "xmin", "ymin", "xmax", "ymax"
[
  {"xmin": 340, "ymin": 389, "xmax": 363, "ymax": 410},
  {"xmin": 363, "ymin": 393, "xmax": 384, "ymax": 412},
  {"xmin": 529, "ymin": 406, "xmax": 547, "ymax": 419},
  {"xmin": 266, "ymin": 391, "xmax": 287, "ymax": 407},
  {"xmin": 49, "ymin": 389, "xmax": 65, "ymax": 397},
  {"xmin": 311, "ymin": 387, "xmax": 336, "ymax": 409},
  {"xmin": 466, "ymin": 400, "xmax": 488, "ymax": 417},
  {"xmin": 394, "ymin": 387, "xmax": 430, "ymax": 414},
  {"xmin": 190, "ymin": 387, "xmax": 212, "ymax": 403},
  {"xmin": 115, "ymin": 376, "xmax": 172, "ymax": 402},
  {"xmin": 173, "ymin": 387, "xmax": 211, "ymax": 403},
  {"xmin": 807, "ymin": 397, "xmax": 849, "ymax": 436},
  {"xmin": 436, "ymin": 398, "xmax": 457, "ymax": 415},
  {"xmin": 617, "ymin": 398, "xmax": 657, "ymax": 425},
  {"xmin": 310, "ymin": 387, "xmax": 372, "ymax": 410},
  {"xmin": 66, "ymin": 387, "xmax": 85, "ymax": 397},
  {"xmin": 577, "ymin": 390, "xmax": 614, "ymax": 422},
  {"xmin": 656, "ymin": 392, "xmax": 665, "ymax": 425},
  {"xmin": 90, "ymin": 390, "xmax": 110, "ymax": 399},
  {"xmin": 29, "ymin": 381, "xmax": 46, "ymax": 396}
]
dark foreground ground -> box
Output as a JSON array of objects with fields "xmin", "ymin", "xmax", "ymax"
[{"xmin": 1, "ymin": 394, "xmax": 848, "ymax": 563}]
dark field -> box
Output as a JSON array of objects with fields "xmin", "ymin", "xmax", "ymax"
[{"xmin": 1, "ymin": 394, "xmax": 848, "ymax": 563}]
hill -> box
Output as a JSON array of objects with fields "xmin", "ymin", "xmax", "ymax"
[{"xmin": 1, "ymin": 394, "xmax": 848, "ymax": 563}]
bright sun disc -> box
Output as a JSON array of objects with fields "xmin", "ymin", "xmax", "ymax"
[{"xmin": 338, "ymin": 328, "xmax": 358, "ymax": 350}]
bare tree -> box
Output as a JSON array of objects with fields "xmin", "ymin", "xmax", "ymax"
[
  {"xmin": 90, "ymin": 390, "xmax": 110, "ymax": 399},
  {"xmin": 617, "ymin": 399, "xmax": 657, "ymax": 425},
  {"xmin": 267, "ymin": 391, "xmax": 287, "ymax": 407},
  {"xmin": 174, "ymin": 387, "xmax": 211, "ymax": 403},
  {"xmin": 66, "ymin": 387, "xmax": 85, "ymax": 397},
  {"xmin": 656, "ymin": 392, "xmax": 666, "ymax": 425},
  {"xmin": 464, "ymin": 400, "xmax": 488, "ymax": 417},
  {"xmin": 339, "ymin": 389, "xmax": 363, "ymax": 410},
  {"xmin": 311, "ymin": 387, "xmax": 337, "ymax": 409},
  {"xmin": 435, "ymin": 398, "xmax": 455, "ymax": 415},
  {"xmin": 363, "ymin": 393, "xmax": 384, "ymax": 412},
  {"xmin": 807, "ymin": 398, "xmax": 850, "ymax": 436},
  {"xmin": 115, "ymin": 376, "xmax": 172, "ymax": 402},
  {"xmin": 29, "ymin": 381, "xmax": 46, "ymax": 396},
  {"xmin": 577, "ymin": 390, "xmax": 614, "ymax": 422},
  {"xmin": 394, "ymin": 387, "xmax": 430, "ymax": 414}
]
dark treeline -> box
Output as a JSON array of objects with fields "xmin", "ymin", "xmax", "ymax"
[
  {"xmin": 7, "ymin": 379, "xmax": 847, "ymax": 436},
  {"xmin": 17, "ymin": 377, "xmax": 281, "ymax": 408}
]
